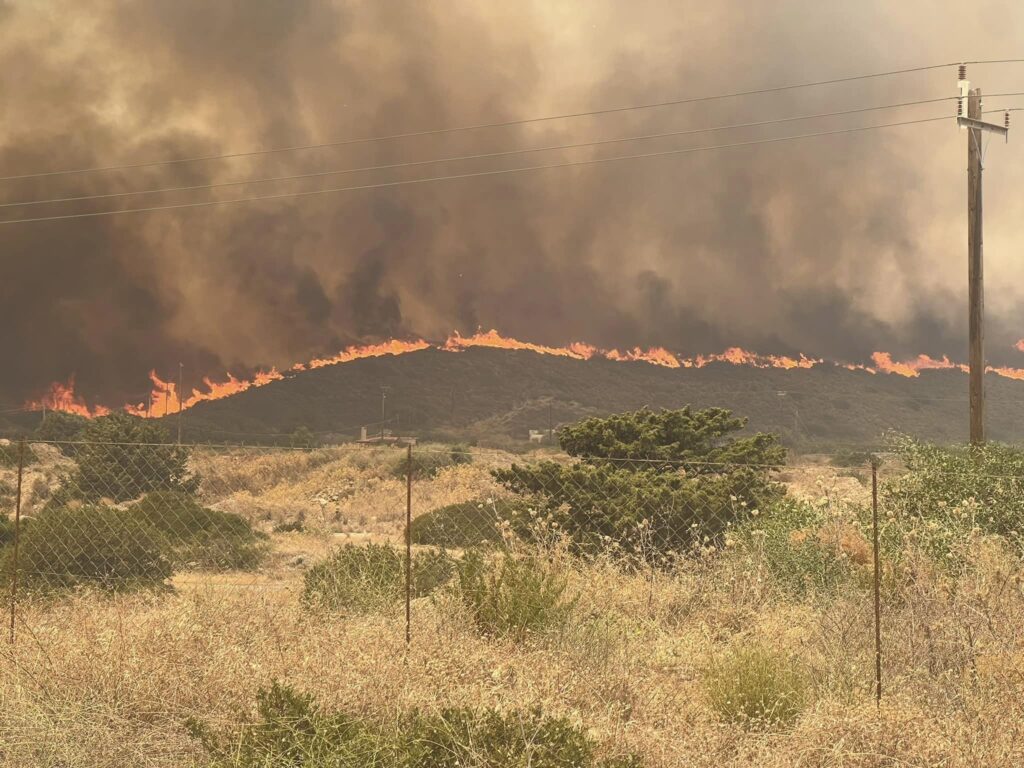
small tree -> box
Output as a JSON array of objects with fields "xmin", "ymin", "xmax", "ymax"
[
  {"xmin": 68, "ymin": 412, "xmax": 196, "ymax": 502},
  {"xmin": 290, "ymin": 426, "xmax": 317, "ymax": 451},
  {"xmin": 494, "ymin": 407, "xmax": 785, "ymax": 558},
  {"xmin": 35, "ymin": 411, "xmax": 89, "ymax": 454}
]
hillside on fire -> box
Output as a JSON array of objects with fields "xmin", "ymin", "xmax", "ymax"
[{"xmin": 9, "ymin": 346, "xmax": 1020, "ymax": 448}]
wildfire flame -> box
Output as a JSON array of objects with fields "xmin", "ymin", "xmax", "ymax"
[
  {"xmin": 23, "ymin": 329, "xmax": 1024, "ymax": 418},
  {"xmin": 870, "ymin": 352, "xmax": 968, "ymax": 378},
  {"xmin": 25, "ymin": 377, "xmax": 111, "ymax": 418}
]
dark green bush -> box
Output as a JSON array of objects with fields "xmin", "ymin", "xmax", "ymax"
[
  {"xmin": 34, "ymin": 411, "xmax": 89, "ymax": 454},
  {"xmin": 129, "ymin": 491, "xmax": 268, "ymax": 571},
  {"xmin": 290, "ymin": 426, "xmax": 317, "ymax": 451},
  {"xmin": 272, "ymin": 519, "xmax": 305, "ymax": 534},
  {"xmin": 68, "ymin": 413, "xmax": 196, "ymax": 502},
  {"xmin": 390, "ymin": 445, "xmax": 472, "ymax": 481},
  {"xmin": 0, "ymin": 515, "xmax": 25, "ymax": 547},
  {"xmin": 302, "ymin": 544, "xmax": 454, "ymax": 614},
  {"xmin": 494, "ymin": 407, "xmax": 785, "ymax": 558},
  {"xmin": 410, "ymin": 498, "xmax": 522, "ymax": 548},
  {"xmin": 454, "ymin": 551, "xmax": 576, "ymax": 640},
  {"xmin": 6, "ymin": 505, "xmax": 171, "ymax": 591},
  {"xmin": 829, "ymin": 449, "xmax": 874, "ymax": 469},
  {"xmin": 188, "ymin": 681, "xmax": 641, "ymax": 768}
]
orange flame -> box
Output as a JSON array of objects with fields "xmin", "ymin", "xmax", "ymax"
[
  {"xmin": 27, "ymin": 331, "xmax": 1024, "ymax": 419},
  {"xmin": 444, "ymin": 329, "xmax": 597, "ymax": 359},
  {"xmin": 124, "ymin": 368, "xmax": 286, "ymax": 417},
  {"xmin": 690, "ymin": 347, "xmax": 822, "ymax": 370},
  {"xmin": 605, "ymin": 347, "xmax": 681, "ymax": 368},
  {"xmin": 870, "ymin": 352, "xmax": 968, "ymax": 378},
  {"xmin": 307, "ymin": 339, "xmax": 431, "ymax": 369},
  {"xmin": 25, "ymin": 377, "xmax": 111, "ymax": 418}
]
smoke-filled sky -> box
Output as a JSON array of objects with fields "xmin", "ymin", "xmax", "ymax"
[{"xmin": 1, "ymin": 0, "xmax": 1023, "ymax": 407}]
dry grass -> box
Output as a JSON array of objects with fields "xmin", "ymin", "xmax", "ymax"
[{"xmin": 2, "ymin": 445, "xmax": 1024, "ymax": 765}]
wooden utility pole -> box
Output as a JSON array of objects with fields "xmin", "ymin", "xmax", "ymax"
[
  {"xmin": 967, "ymin": 87, "xmax": 984, "ymax": 445},
  {"xmin": 957, "ymin": 68, "xmax": 1008, "ymax": 445}
]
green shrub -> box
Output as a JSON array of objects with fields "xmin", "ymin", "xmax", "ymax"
[
  {"xmin": 704, "ymin": 646, "xmax": 808, "ymax": 728},
  {"xmin": 272, "ymin": 519, "xmax": 305, "ymax": 534},
  {"xmin": 454, "ymin": 551, "xmax": 576, "ymax": 640},
  {"xmin": 0, "ymin": 516, "xmax": 25, "ymax": 547},
  {"xmin": 829, "ymin": 449, "xmax": 874, "ymax": 468},
  {"xmin": 391, "ymin": 445, "xmax": 472, "ymax": 482},
  {"xmin": 290, "ymin": 426, "xmax": 317, "ymax": 451},
  {"xmin": 0, "ymin": 442, "xmax": 36, "ymax": 468},
  {"xmin": 737, "ymin": 498, "xmax": 857, "ymax": 598},
  {"xmin": 494, "ymin": 407, "xmax": 786, "ymax": 559},
  {"xmin": 410, "ymin": 498, "xmax": 521, "ymax": 548},
  {"xmin": 35, "ymin": 411, "xmax": 89, "ymax": 454},
  {"xmin": 302, "ymin": 544, "xmax": 454, "ymax": 614},
  {"xmin": 129, "ymin": 491, "xmax": 268, "ymax": 571},
  {"xmin": 68, "ymin": 413, "xmax": 196, "ymax": 502},
  {"xmin": 880, "ymin": 436, "xmax": 1024, "ymax": 566},
  {"xmin": 188, "ymin": 681, "xmax": 641, "ymax": 768},
  {"xmin": 6, "ymin": 505, "xmax": 172, "ymax": 591}
]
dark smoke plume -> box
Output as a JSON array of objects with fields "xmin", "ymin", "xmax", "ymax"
[{"xmin": 1, "ymin": 0, "xmax": 1023, "ymax": 406}]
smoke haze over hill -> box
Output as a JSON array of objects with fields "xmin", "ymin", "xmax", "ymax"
[{"xmin": 2, "ymin": 0, "xmax": 1023, "ymax": 406}]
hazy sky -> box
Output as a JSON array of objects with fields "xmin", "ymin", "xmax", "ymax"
[{"xmin": 1, "ymin": 0, "xmax": 1023, "ymax": 405}]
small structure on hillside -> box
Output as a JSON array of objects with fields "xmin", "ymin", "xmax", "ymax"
[
  {"xmin": 528, "ymin": 429, "xmax": 548, "ymax": 444},
  {"xmin": 357, "ymin": 426, "xmax": 416, "ymax": 446}
]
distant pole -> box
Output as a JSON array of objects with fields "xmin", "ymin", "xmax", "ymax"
[
  {"xmin": 405, "ymin": 443, "xmax": 413, "ymax": 648},
  {"xmin": 177, "ymin": 362, "xmax": 184, "ymax": 444},
  {"xmin": 871, "ymin": 458, "xmax": 882, "ymax": 706},
  {"xmin": 9, "ymin": 440, "xmax": 24, "ymax": 644},
  {"xmin": 548, "ymin": 402, "xmax": 553, "ymax": 442},
  {"xmin": 967, "ymin": 86, "xmax": 985, "ymax": 445},
  {"xmin": 148, "ymin": 391, "xmax": 153, "ymax": 419},
  {"xmin": 957, "ymin": 67, "xmax": 1010, "ymax": 444},
  {"xmin": 380, "ymin": 386, "xmax": 389, "ymax": 441}
]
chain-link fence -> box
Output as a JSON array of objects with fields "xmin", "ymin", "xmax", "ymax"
[{"xmin": 3, "ymin": 436, "xmax": 1024, "ymax": 763}]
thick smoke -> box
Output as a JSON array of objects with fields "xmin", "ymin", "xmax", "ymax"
[{"xmin": 1, "ymin": 0, "xmax": 1023, "ymax": 406}]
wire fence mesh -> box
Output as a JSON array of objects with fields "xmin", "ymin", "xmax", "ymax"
[{"xmin": 5, "ymin": 434, "xmax": 1024, "ymax": 763}]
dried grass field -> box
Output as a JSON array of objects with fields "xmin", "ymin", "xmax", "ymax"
[{"xmin": 1, "ymin": 442, "xmax": 1023, "ymax": 766}]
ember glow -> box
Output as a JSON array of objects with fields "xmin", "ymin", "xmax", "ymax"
[{"xmin": 23, "ymin": 329, "xmax": 1024, "ymax": 418}]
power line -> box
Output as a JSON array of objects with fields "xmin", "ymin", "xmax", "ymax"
[
  {"xmin": 5, "ymin": 60, "xmax": 1013, "ymax": 184},
  {"xmin": 0, "ymin": 113, "xmax": 955, "ymax": 226},
  {"xmin": 0, "ymin": 95, "xmax": 964, "ymax": 210}
]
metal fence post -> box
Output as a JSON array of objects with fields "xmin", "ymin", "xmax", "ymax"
[
  {"xmin": 871, "ymin": 458, "xmax": 882, "ymax": 706},
  {"xmin": 405, "ymin": 443, "xmax": 413, "ymax": 649},
  {"xmin": 9, "ymin": 439, "xmax": 25, "ymax": 644}
]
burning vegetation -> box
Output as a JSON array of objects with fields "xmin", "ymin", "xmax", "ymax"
[{"xmin": 23, "ymin": 330, "xmax": 1024, "ymax": 419}]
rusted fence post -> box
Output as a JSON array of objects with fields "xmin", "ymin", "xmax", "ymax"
[
  {"xmin": 871, "ymin": 457, "xmax": 882, "ymax": 706},
  {"xmin": 9, "ymin": 439, "xmax": 25, "ymax": 644},
  {"xmin": 405, "ymin": 443, "xmax": 413, "ymax": 649}
]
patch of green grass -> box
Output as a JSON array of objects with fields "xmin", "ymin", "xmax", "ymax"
[{"xmin": 704, "ymin": 646, "xmax": 809, "ymax": 729}]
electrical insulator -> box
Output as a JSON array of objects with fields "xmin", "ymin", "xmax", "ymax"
[
  {"xmin": 958, "ymin": 64, "xmax": 967, "ymax": 80},
  {"xmin": 1006, "ymin": 111, "xmax": 1011, "ymax": 130},
  {"xmin": 957, "ymin": 100, "xmax": 963, "ymax": 117}
]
